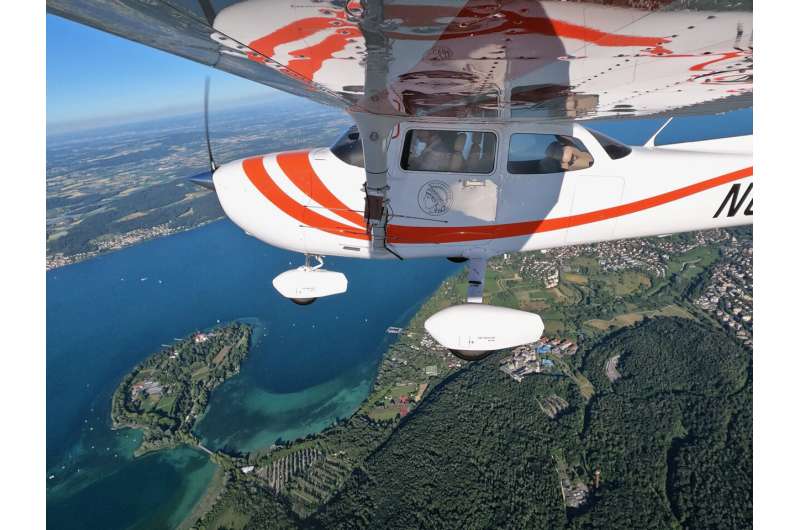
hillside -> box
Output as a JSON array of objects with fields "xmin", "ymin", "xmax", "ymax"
[{"xmin": 311, "ymin": 318, "xmax": 751, "ymax": 529}]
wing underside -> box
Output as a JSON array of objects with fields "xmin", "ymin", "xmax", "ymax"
[{"xmin": 47, "ymin": 0, "xmax": 752, "ymax": 121}]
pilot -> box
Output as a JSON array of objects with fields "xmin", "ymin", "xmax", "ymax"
[{"xmin": 545, "ymin": 138, "xmax": 593, "ymax": 171}]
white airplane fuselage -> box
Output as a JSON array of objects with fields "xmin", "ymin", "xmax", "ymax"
[{"xmin": 213, "ymin": 123, "xmax": 752, "ymax": 261}]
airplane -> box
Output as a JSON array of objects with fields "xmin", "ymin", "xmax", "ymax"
[{"xmin": 47, "ymin": 0, "xmax": 753, "ymax": 360}]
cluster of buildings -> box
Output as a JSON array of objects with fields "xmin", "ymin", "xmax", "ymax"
[
  {"xmin": 194, "ymin": 332, "xmax": 211, "ymax": 344},
  {"xmin": 694, "ymin": 236, "xmax": 753, "ymax": 345},
  {"xmin": 561, "ymin": 476, "xmax": 589, "ymax": 508},
  {"xmin": 504, "ymin": 255, "xmax": 560, "ymax": 288},
  {"xmin": 594, "ymin": 241, "xmax": 669, "ymax": 277},
  {"xmin": 46, "ymin": 251, "xmax": 95, "ymax": 270},
  {"xmin": 497, "ymin": 230, "xmax": 731, "ymax": 283},
  {"xmin": 592, "ymin": 230, "xmax": 729, "ymax": 276},
  {"xmin": 500, "ymin": 337, "xmax": 577, "ymax": 382},
  {"xmin": 131, "ymin": 379, "xmax": 163, "ymax": 399},
  {"xmin": 46, "ymin": 223, "xmax": 183, "ymax": 270},
  {"xmin": 93, "ymin": 224, "xmax": 181, "ymax": 252}
]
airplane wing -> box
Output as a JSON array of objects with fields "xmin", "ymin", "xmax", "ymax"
[{"xmin": 47, "ymin": 0, "xmax": 752, "ymax": 121}]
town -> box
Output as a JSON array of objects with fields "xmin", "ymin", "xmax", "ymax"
[
  {"xmin": 693, "ymin": 233, "xmax": 753, "ymax": 345},
  {"xmin": 46, "ymin": 223, "xmax": 188, "ymax": 270}
]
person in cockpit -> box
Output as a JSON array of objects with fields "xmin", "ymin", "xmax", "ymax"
[{"xmin": 545, "ymin": 137, "xmax": 593, "ymax": 171}]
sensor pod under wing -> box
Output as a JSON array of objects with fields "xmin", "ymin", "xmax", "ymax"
[{"xmin": 425, "ymin": 304, "xmax": 545, "ymax": 361}]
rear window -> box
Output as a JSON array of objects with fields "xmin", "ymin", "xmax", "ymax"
[
  {"xmin": 401, "ymin": 129, "xmax": 496, "ymax": 173},
  {"xmin": 587, "ymin": 129, "xmax": 632, "ymax": 160}
]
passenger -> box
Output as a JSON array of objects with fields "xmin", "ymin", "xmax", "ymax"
[
  {"xmin": 449, "ymin": 133, "xmax": 468, "ymax": 172},
  {"xmin": 416, "ymin": 130, "xmax": 457, "ymax": 172},
  {"xmin": 468, "ymin": 133, "xmax": 496, "ymax": 173},
  {"xmin": 545, "ymin": 139, "xmax": 593, "ymax": 171}
]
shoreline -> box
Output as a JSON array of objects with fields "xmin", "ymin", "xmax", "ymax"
[
  {"xmin": 110, "ymin": 322, "xmax": 252, "ymax": 457},
  {"xmin": 46, "ymin": 218, "xmax": 224, "ymax": 271},
  {"xmin": 178, "ymin": 277, "xmax": 462, "ymax": 526}
]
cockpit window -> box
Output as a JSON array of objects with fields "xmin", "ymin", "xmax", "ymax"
[
  {"xmin": 586, "ymin": 128, "xmax": 632, "ymax": 160},
  {"xmin": 507, "ymin": 133, "xmax": 594, "ymax": 174},
  {"xmin": 331, "ymin": 125, "xmax": 364, "ymax": 168},
  {"xmin": 401, "ymin": 129, "xmax": 496, "ymax": 173}
]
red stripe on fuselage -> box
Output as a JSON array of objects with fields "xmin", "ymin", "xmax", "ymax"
[
  {"xmin": 242, "ymin": 157, "xmax": 369, "ymax": 241},
  {"xmin": 386, "ymin": 167, "xmax": 752, "ymax": 244},
  {"xmin": 275, "ymin": 151, "xmax": 366, "ymax": 228}
]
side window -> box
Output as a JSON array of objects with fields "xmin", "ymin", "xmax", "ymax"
[
  {"xmin": 401, "ymin": 129, "xmax": 496, "ymax": 174},
  {"xmin": 507, "ymin": 133, "xmax": 594, "ymax": 174}
]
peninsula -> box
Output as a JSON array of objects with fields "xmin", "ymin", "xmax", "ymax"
[{"xmin": 111, "ymin": 322, "xmax": 252, "ymax": 456}]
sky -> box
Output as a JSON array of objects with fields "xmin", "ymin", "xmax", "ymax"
[{"xmin": 46, "ymin": 14, "xmax": 282, "ymax": 132}]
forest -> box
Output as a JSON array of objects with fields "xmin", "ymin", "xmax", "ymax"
[{"xmin": 307, "ymin": 318, "xmax": 751, "ymax": 530}]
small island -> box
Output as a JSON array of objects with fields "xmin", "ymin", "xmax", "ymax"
[{"xmin": 111, "ymin": 321, "xmax": 252, "ymax": 456}]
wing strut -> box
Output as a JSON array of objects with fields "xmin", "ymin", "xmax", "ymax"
[{"xmin": 350, "ymin": 0, "xmax": 401, "ymax": 253}]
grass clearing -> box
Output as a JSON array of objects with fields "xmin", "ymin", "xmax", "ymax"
[
  {"xmin": 605, "ymin": 271, "xmax": 651, "ymax": 296},
  {"xmin": 191, "ymin": 365, "xmax": 210, "ymax": 381},
  {"xmin": 213, "ymin": 345, "xmax": 231, "ymax": 365},
  {"xmin": 584, "ymin": 304, "xmax": 695, "ymax": 331},
  {"xmin": 368, "ymin": 407, "xmax": 401, "ymax": 421},
  {"xmin": 155, "ymin": 394, "xmax": 176, "ymax": 414},
  {"xmin": 563, "ymin": 272, "xmax": 589, "ymax": 285}
]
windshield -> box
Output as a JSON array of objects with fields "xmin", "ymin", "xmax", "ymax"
[
  {"xmin": 331, "ymin": 125, "xmax": 364, "ymax": 168},
  {"xmin": 586, "ymin": 129, "xmax": 632, "ymax": 160}
]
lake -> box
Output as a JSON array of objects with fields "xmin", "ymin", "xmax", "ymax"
[{"xmin": 46, "ymin": 219, "xmax": 457, "ymax": 529}]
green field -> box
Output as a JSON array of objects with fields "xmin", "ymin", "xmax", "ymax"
[{"xmin": 585, "ymin": 304, "xmax": 695, "ymax": 331}]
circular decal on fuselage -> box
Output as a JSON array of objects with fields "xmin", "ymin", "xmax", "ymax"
[{"xmin": 418, "ymin": 180, "xmax": 453, "ymax": 217}]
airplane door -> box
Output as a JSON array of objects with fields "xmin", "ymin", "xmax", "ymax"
[{"xmin": 386, "ymin": 127, "xmax": 502, "ymax": 258}]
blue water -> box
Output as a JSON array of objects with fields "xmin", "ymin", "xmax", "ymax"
[{"xmin": 46, "ymin": 219, "xmax": 457, "ymax": 528}]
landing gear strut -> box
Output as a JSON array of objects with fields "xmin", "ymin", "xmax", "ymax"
[{"xmin": 450, "ymin": 258, "xmax": 496, "ymax": 360}]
